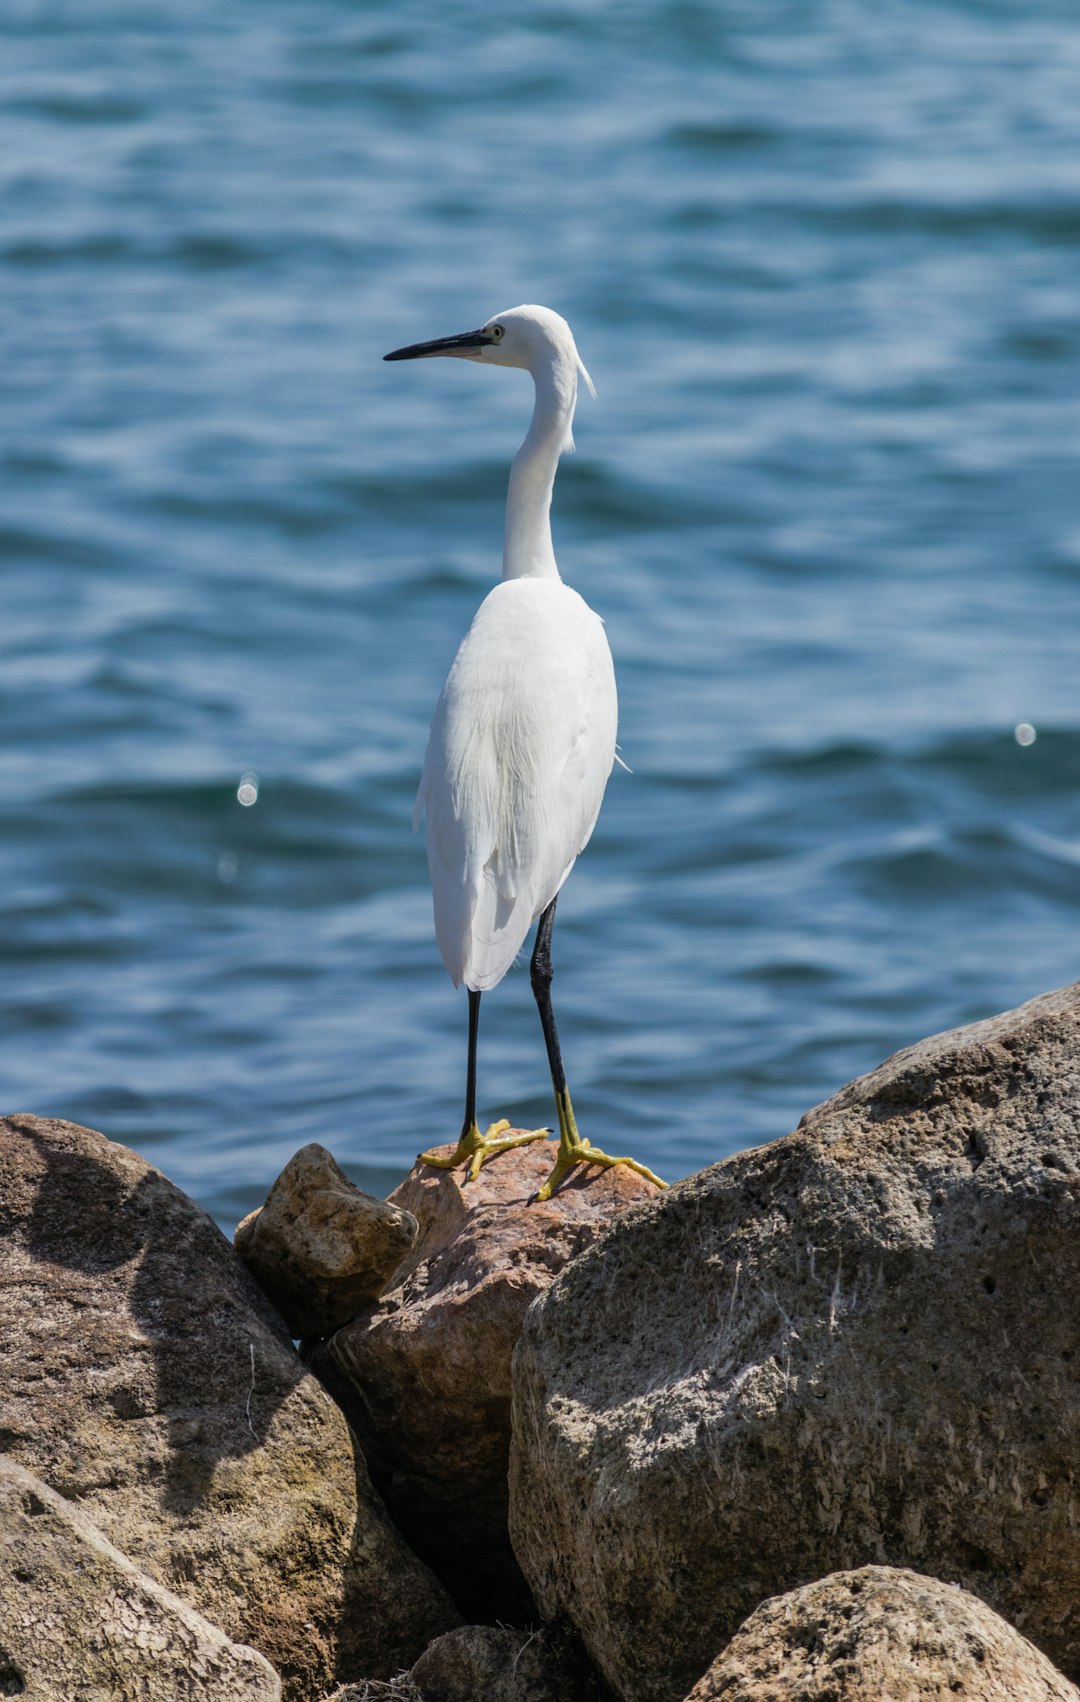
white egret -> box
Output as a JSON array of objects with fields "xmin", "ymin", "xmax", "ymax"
[{"xmin": 385, "ymin": 305, "xmax": 665, "ymax": 1201}]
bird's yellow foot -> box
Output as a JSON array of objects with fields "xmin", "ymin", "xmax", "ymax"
[
  {"xmin": 534, "ymin": 1089, "xmax": 667, "ymax": 1201},
  {"xmin": 420, "ymin": 1119, "xmax": 549, "ymax": 1183}
]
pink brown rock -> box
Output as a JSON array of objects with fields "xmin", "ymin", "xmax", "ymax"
[
  {"xmin": 328, "ymin": 1136, "xmax": 662, "ymax": 1620},
  {"xmin": 235, "ymin": 1143, "xmax": 418, "ymax": 1337},
  {"xmin": 683, "ymin": 1567, "xmax": 1080, "ymax": 1701}
]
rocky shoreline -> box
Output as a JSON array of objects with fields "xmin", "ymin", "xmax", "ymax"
[{"xmin": 3, "ymin": 981, "xmax": 1080, "ymax": 1700}]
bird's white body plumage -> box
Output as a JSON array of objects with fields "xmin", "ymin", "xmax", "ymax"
[
  {"xmin": 405, "ymin": 304, "xmax": 617, "ymax": 994},
  {"xmin": 415, "ymin": 576, "xmax": 616, "ymax": 990}
]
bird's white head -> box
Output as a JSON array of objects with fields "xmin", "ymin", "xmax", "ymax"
[
  {"xmin": 385, "ymin": 303, "xmax": 595, "ymax": 398},
  {"xmin": 386, "ymin": 305, "xmax": 594, "ymax": 579}
]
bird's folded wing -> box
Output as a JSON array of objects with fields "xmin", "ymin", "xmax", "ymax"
[{"xmin": 417, "ymin": 585, "xmax": 616, "ymax": 991}]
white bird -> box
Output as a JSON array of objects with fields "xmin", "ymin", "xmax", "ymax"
[{"xmin": 385, "ymin": 305, "xmax": 665, "ymax": 1201}]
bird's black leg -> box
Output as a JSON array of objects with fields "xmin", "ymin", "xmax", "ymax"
[
  {"xmin": 420, "ymin": 987, "xmax": 548, "ymax": 1180},
  {"xmin": 462, "ymin": 987, "xmax": 481, "ymax": 1137},
  {"xmin": 530, "ymin": 896, "xmax": 667, "ymax": 1201},
  {"xmin": 530, "ymin": 898, "xmax": 567, "ymax": 1099}
]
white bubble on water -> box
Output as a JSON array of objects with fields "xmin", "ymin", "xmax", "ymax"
[
  {"xmin": 1014, "ymin": 722, "xmax": 1037, "ymax": 747},
  {"xmin": 237, "ymin": 771, "xmax": 259, "ymax": 806},
  {"xmin": 217, "ymin": 851, "xmax": 238, "ymax": 883}
]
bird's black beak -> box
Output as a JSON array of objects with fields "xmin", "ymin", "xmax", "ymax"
[{"xmin": 384, "ymin": 328, "xmax": 495, "ymax": 362}]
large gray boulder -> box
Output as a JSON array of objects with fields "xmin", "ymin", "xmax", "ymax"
[
  {"xmin": 0, "ymin": 1454, "xmax": 281, "ymax": 1701},
  {"xmin": 0, "ymin": 1115, "xmax": 458, "ymax": 1702},
  {"xmin": 683, "ymin": 1566, "xmax": 1080, "ymax": 1701},
  {"xmin": 510, "ymin": 984, "xmax": 1080, "ymax": 1702}
]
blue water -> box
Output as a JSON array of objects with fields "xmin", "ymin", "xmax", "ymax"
[{"xmin": 3, "ymin": 0, "xmax": 1079, "ymax": 1229}]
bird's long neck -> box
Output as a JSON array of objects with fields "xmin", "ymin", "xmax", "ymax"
[{"xmin": 502, "ymin": 356, "xmax": 576, "ymax": 581}]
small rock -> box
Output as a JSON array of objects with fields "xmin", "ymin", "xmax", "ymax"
[
  {"xmin": 235, "ymin": 1143, "xmax": 418, "ymax": 1336},
  {"xmin": 328, "ymin": 1137, "xmax": 661, "ymax": 1621},
  {"xmin": 511, "ymin": 982, "xmax": 1080, "ymax": 1700},
  {"xmin": 410, "ymin": 1624, "xmax": 607, "ymax": 1702},
  {"xmin": 320, "ymin": 1687, "xmax": 420, "ymax": 1702},
  {"xmin": 684, "ymin": 1567, "xmax": 1080, "ymax": 1700},
  {"xmin": 0, "ymin": 1454, "xmax": 281, "ymax": 1700},
  {"xmin": 0, "ymin": 1114, "xmax": 458, "ymax": 1702}
]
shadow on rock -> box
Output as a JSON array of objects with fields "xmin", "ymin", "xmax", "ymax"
[{"xmin": 20, "ymin": 1119, "xmax": 292, "ymax": 1517}]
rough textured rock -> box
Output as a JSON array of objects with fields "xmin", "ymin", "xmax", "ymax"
[
  {"xmin": 0, "ymin": 1454, "xmax": 281, "ymax": 1701},
  {"xmin": 0, "ymin": 1115, "xmax": 458, "ymax": 1702},
  {"xmin": 511, "ymin": 983, "xmax": 1080, "ymax": 1701},
  {"xmin": 329, "ymin": 1137, "xmax": 662, "ymax": 1620},
  {"xmin": 684, "ymin": 1567, "xmax": 1080, "ymax": 1701},
  {"xmin": 410, "ymin": 1624, "xmax": 607, "ymax": 1702},
  {"xmin": 234, "ymin": 1142, "xmax": 418, "ymax": 1337}
]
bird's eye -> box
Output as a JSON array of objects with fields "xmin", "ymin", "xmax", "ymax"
[{"xmin": 490, "ymin": 325, "xmax": 504, "ymax": 342}]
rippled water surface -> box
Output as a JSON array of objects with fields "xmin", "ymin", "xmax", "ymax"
[{"xmin": 3, "ymin": 0, "xmax": 1079, "ymax": 1225}]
